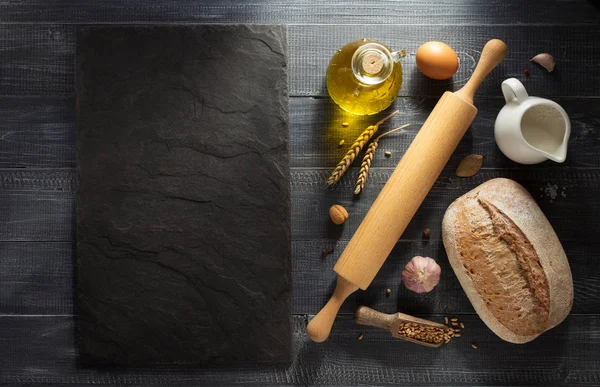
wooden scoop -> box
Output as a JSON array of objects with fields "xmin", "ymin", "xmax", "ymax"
[
  {"xmin": 355, "ymin": 306, "xmax": 453, "ymax": 348},
  {"xmin": 307, "ymin": 39, "xmax": 507, "ymax": 342}
]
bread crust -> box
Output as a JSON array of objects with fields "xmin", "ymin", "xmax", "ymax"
[{"xmin": 442, "ymin": 178, "xmax": 573, "ymax": 343}]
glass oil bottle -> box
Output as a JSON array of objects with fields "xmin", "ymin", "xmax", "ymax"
[{"xmin": 326, "ymin": 39, "xmax": 406, "ymax": 115}]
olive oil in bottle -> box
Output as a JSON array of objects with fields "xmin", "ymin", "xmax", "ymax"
[{"xmin": 326, "ymin": 39, "xmax": 405, "ymax": 115}]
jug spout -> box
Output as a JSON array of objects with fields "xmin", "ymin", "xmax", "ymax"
[{"xmin": 544, "ymin": 143, "xmax": 568, "ymax": 163}]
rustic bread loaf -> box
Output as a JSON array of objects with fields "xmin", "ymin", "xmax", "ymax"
[{"xmin": 442, "ymin": 178, "xmax": 573, "ymax": 343}]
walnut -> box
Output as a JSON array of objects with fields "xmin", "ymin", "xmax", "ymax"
[{"xmin": 329, "ymin": 204, "xmax": 349, "ymax": 225}]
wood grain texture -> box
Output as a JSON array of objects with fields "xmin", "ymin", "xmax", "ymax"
[
  {"xmin": 291, "ymin": 97, "xmax": 600, "ymax": 169},
  {"xmin": 1, "ymin": 168, "xmax": 597, "ymax": 243},
  {"xmin": 292, "ymin": 233, "xmax": 597, "ymax": 317},
  {"xmin": 1, "ymin": 315, "xmax": 599, "ymax": 386},
  {"xmin": 2, "ymin": 96, "xmax": 600, "ymax": 169},
  {"xmin": 3, "ymin": 25, "xmax": 600, "ymax": 97},
  {"xmin": 291, "ymin": 168, "xmax": 599, "ymax": 243},
  {"xmin": 0, "ymin": 192, "xmax": 74, "ymax": 241},
  {"xmin": 0, "ymin": 168, "xmax": 76, "ymax": 243},
  {"xmin": 0, "ymin": 25, "xmax": 74, "ymax": 96},
  {"xmin": 0, "ymin": 0, "xmax": 598, "ymax": 25},
  {"xmin": 289, "ymin": 25, "xmax": 600, "ymax": 97},
  {"xmin": 0, "ymin": 169, "xmax": 75, "ymax": 191},
  {"xmin": 0, "ymin": 96, "xmax": 75, "ymax": 168},
  {"xmin": 0, "ymin": 242, "xmax": 74, "ymax": 315},
  {"xmin": 1, "ymin": 0, "xmax": 599, "ymax": 383},
  {"xmin": 3, "ymin": 239, "xmax": 597, "ymax": 317}
]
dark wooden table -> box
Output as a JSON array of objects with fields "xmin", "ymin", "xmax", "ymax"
[{"xmin": 1, "ymin": 1, "xmax": 600, "ymax": 385}]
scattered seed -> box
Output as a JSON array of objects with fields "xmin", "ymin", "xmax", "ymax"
[
  {"xmin": 524, "ymin": 68, "xmax": 529, "ymax": 75},
  {"xmin": 339, "ymin": 139, "xmax": 345, "ymax": 146},
  {"xmin": 397, "ymin": 321, "xmax": 453, "ymax": 345},
  {"xmin": 321, "ymin": 248, "xmax": 334, "ymax": 257},
  {"xmin": 358, "ymin": 333, "xmax": 364, "ymax": 340},
  {"xmin": 472, "ymin": 343, "xmax": 478, "ymax": 349},
  {"xmin": 453, "ymin": 329, "xmax": 460, "ymax": 333},
  {"xmin": 328, "ymin": 111, "xmax": 400, "ymax": 187},
  {"xmin": 451, "ymin": 318, "xmax": 458, "ymax": 322},
  {"xmin": 444, "ymin": 317, "xmax": 449, "ymax": 325},
  {"xmin": 451, "ymin": 322, "xmax": 458, "ymax": 326},
  {"xmin": 454, "ymin": 334, "xmax": 461, "ymax": 337},
  {"xmin": 384, "ymin": 151, "xmax": 391, "ymax": 158},
  {"xmin": 386, "ymin": 288, "xmax": 391, "ymax": 297},
  {"xmin": 352, "ymin": 122, "xmax": 410, "ymax": 194},
  {"xmin": 460, "ymin": 322, "xmax": 465, "ymax": 329},
  {"xmin": 423, "ymin": 228, "xmax": 431, "ymax": 238},
  {"xmin": 342, "ymin": 122, "xmax": 349, "ymax": 127}
]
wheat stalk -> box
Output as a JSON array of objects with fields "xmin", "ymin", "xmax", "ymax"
[
  {"xmin": 326, "ymin": 110, "xmax": 399, "ymax": 187},
  {"xmin": 354, "ymin": 141, "xmax": 379, "ymax": 194},
  {"xmin": 354, "ymin": 123, "xmax": 411, "ymax": 195}
]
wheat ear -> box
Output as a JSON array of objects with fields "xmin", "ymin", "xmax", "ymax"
[
  {"xmin": 326, "ymin": 110, "xmax": 399, "ymax": 187},
  {"xmin": 354, "ymin": 123, "xmax": 411, "ymax": 195},
  {"xmin": 354, "ymin": 141, "xmax": 379, "ymax": 194}
]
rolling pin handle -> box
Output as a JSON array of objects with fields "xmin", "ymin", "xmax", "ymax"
[
  {"xmin": 455, "ymin": 39, "xmax": 507, "ymax": 104},
  {"xmin": 306, "ymin": 276, "xmax": 358, "ymax": 342}
]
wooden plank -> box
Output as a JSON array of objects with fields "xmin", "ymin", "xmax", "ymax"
[
  {"xmin": 0, "ymin": 170, "xmax": 76, "ymax": 242},
  {"xmin": 0, "ymin": 242, "xmax": 73, "ymax": 315},
  {"xmin": 2, "ymin": 25, "xmax": 600, "ymax": 98},
  {"xmin": 0, "ymin": 0, "xmax": 597, "ymax": 25},
  {"xmin": 0, "ymin": 191, "xmax": 75, "ymax": 242},
  {"xmin": 0, "ymin": 168, "xmax": 595, "ymax": 243},
  {"xmin": 0, "ymin": 194, "xmax": 75, "ymax": 242},
  {"xmin": 0, "ymin": 315, "xmax": 599, "ymax": 385},
  {"xmin": 290, "ymin": 97, "xmax": 600, "ymax": 169},
  {"xmin": 288, "ymin": 24, "xmax": 600, "ymax": 97},
  {"xmin": 2, "ymin": 96, "xmax": 599, "ymax": 170},
  {"xmin": 291, "ymin": 168, "xmax": 599, "ymax": 243},
  {"xmin": 0, "ymin": 96, "xmax": 75, "ymax": 168},
  {"xmin": 0, "ymin": 169, "xmax": 75, "ymax": 191},
  {"xmin": 0, "ymin": 25, "xmax": 74, "ymax": 96},
  {"xmin": 2, "ymin": 239, "xmax": 596, "ymax": 316},
  {"xmin": 293, "ymin": 240, "xmax": 598, "ymax": 316},
  {"xmin": 0, "ymin": 3, "xmax": 597, "ymax": 385}
]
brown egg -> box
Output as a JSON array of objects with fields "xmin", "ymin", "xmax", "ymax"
[{"xmin": 416, "ymin": 41, "xmax": 459, "ymax": 80}]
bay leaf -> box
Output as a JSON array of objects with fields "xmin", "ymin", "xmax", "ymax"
[{"xmin": 456, "ymin": 154, "xmax": 484, "ymax": 177}]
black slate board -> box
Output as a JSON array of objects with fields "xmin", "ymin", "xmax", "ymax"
[{"xmin": 75, "ymin": 25, "xmax": 291, "ymax": 366}]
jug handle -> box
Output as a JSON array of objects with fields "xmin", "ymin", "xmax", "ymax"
[{"xmin": 501, "ymin": 78, "xmax": 529, "ymax": 104}]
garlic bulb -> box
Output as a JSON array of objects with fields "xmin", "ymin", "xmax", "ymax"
[{"xmin": 402, "ymin": 256, "xmax": 441, "ymax": 293}]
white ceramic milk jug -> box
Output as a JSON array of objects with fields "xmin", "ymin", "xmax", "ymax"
[{"xmin": 494, "ymin": 78, "xmax": 570, "ymax": 164}]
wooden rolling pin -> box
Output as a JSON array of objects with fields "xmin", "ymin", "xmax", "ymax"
[{"xmin": 307, "ymin": 39, "xmax": 507, "ymax": 343}]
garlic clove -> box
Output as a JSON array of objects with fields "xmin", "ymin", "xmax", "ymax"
[
  {"xmin": 402, "ymin": 256, "xmax": 441, "ymax": 293},
  {"xmin": 530, "ymin": 53, "xmax": 555, "ymax": 72}
]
